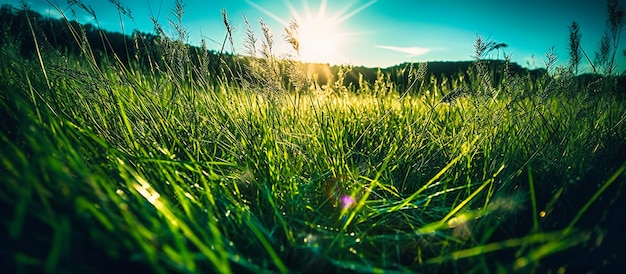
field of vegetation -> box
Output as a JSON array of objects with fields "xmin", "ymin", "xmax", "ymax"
[{"xmin": 1, "ymin": 1, "xmax": 626, "ymax": 273}]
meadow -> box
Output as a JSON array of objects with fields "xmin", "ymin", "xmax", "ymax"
[{"xmin": 1, "ymin": 2, "xmax": 626, "ymax": 273}]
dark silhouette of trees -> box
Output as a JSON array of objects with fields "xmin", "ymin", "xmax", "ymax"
[{"xmin": 0, "ymin": 4, "xmax": 236, "ymax": 84}]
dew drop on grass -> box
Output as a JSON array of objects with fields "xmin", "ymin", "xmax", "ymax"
[{"xmin": 349, "ymin": 247, "xmax": 358, "ymax": 254}]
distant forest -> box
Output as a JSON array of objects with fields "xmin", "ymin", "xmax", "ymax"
[{"xmin": 0, "ymin": 4, "xmax": 556, "ymax": 91}]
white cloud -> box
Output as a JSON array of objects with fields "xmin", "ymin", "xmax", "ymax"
[
  {"xmin": 42, "ymin": 8, "xmax": 64, "ymax": 19},
  {"xmin": 375, "ymin": 45, "xmax": 431, "ymax": 56}
]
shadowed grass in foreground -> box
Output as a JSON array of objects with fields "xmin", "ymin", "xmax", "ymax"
[{"xmin": 1, "ymin": 1, "xmax": 626, "ymax": 273}]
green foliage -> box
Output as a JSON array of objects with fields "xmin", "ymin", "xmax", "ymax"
[{"xmin": 1, "ymin": 1, "xmax": 626, "ymax": 273}]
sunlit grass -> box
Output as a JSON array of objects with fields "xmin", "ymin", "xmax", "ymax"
[{"xmin": 1, "ymin": 1, "xmax": 626, "ymax": 273}]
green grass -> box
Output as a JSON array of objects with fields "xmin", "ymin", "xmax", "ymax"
[{"xmin": 1, "ymin": 3, "xmax": 626, "ymax": 273}]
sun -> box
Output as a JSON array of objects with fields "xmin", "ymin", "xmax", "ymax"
[
  {"xmin": 247, "ymin": 0, "xmax": 377, "ymax": 64},
  {"xmin": 291, "ymin": 7, "xmax": 346, "ymax": 64}
]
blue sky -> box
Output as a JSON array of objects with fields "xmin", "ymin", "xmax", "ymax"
[{"xmin": 6, "ymin": 0, "xmax": 625, "ymax": 72}]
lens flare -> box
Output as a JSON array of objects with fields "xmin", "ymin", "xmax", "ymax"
[{"xmin": 339, "ymin": 195, "xmax": 356, "ymax": 209}]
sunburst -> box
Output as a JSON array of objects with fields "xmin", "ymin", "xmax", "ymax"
[{"xmin": 247, "ymin": 0, "xmax": 377, "ymax": 64}]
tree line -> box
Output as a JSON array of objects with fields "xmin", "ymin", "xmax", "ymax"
[{"xmin": 3, "ymin": 4, "xmax": 613, "ymax": 94}]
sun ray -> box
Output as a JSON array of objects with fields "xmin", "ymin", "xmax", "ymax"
[
  {"xmin": 318, "ymin": 0, "xmax": 327, "ymax": 18},
  {"xmin": 247, "ymin": 0, "xmax": 376, "ymax": 64},
  {"xmin": 245, "ymin": 0, "xmax": 288, "ymax": 25},
  {"xmin": 337, "ymin": 0, "xmax": 378, "ymax": 23}
]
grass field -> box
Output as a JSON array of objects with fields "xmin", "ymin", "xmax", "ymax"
[{"xmin": 1, "ymin": 2, "xmax": 626, "ymax": 273}]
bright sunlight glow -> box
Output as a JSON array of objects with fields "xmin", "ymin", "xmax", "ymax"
[
  {"xmin": 293, "ymin": 9, "xmax": 346, "ymax": 64},
  {"xmin": 247, "ymin": 0, "xmax": 377, "ymax": 64}
]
